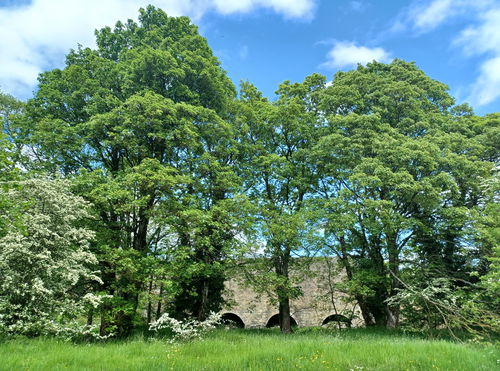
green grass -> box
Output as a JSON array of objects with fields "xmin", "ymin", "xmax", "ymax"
[{"xmin": 1, "ymin": 328, "xmax": 498, "ymax": 370}]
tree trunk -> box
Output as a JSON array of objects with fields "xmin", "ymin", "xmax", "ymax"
[
  {"xmin": 324, "ymin": 258, "xmax": 342, "ymax": 330},
  {"xmin": 279, "ymin": 295, "xmax": 292, "ymax": 334},
  {"xmin": 114, "ymin": 290, "xmax": 139, "ymax": 337},
  {"xmin": 99, "ymin": 303, "xmax": 113, "ymax": 337},
  {"xmin": 87, "ymin": 308, "xmax": 93, "ymax": 326},
  {"xmin": 133, "ymin": 210, "xmax": 149, "ymax": 252},
  {"xmin": 371, "ymin": 302, "xmax": 388, "ymax": 327},
  {"xmin": 386, "ymin": 231, "xmax": 400, "ymax": 328},
  {"xmin": 356, "ymin": 296, "xmax": 375, "ymax": 326},
  {"xmin": 156, "ymin": 284, "xmax": 163, "ymax": 320},
  {"xmin": 274, "ymin": 249, "xmax": 292, "ymax": 334},
  {"xmin": 99, "ymin": 259, "xmax": 115, "ymax": 336},
  {"xmin": 368, "ymin": 242, "xmax": 389, "ymax": 327},
  {"xmin": 147, "ymin": 278, "xmax": 154, "ymax": 324},
  {"xmin": 197, "ymin": 279, "xmax": 210, "ymax": 321},
  {"xmin": 386, "ymin": 306, "xmax": 400, "ymax": 328},
  {"xmin": 338, "ymin": 234, "xmax": 376, "ymax": 326}
]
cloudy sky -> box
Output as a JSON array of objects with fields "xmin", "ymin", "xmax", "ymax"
[{"xmin": 1, "ymin": 0, "xmax": 499, "ymax": 115}]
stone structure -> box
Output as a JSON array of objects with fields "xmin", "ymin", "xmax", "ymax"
[{"xmin": 220, "ymin": 259, "xmax": 363, "ymax": 328}]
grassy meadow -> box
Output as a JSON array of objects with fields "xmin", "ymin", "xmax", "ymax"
[{"xmin": 1, "ymin": 328, "xmax": 498, "ymax": 371}]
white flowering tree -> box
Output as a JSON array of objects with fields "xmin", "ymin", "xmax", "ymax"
[{"xmin": 0, "ymin": 178, "xmax": 102, "ymax": 337}]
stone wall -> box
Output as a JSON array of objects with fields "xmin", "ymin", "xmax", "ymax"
[{"xmin": 220, "ymin": 259, "xmax": 363, "ymax": 328}]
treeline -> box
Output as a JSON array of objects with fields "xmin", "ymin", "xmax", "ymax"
[{"xmin": 0, "ymin": 6, "xmax": 498, "ymax": 338}]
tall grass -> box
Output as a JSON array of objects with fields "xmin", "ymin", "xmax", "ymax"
[{"xmin": 1, "ymin": 328, "xmax": 498, "ymax": 370}]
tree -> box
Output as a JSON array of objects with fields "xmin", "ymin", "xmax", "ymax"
[
  {"xmin": 235, "ymin": 75, "xmax": 325, "ymax": 333},
  {"xmin": 470, "ymin": 174, "xmax": 500, "ymax": 330},
  {"xmin": 314, "ymin": 60, "xmax": 495, "ymax": 327},
  {"xmin": 15, "ymin": 6, "xmax": 239, "ymax": 336},
  {"xmin": 0, "ymin": 91, "xmax": 23, "ymax": 237},
  {"xmin": 1, "ymin": 90, "xmax": 24, "ymax": 146},
  {"xmin": 386, "ymin": 172, "xmax": 499, "ymax": 339},
  {"xmin": 0, "ymin": 179, "xmax": 101, "ymax": 337},
  {"xmin": 7, "ymin": 6, "xmax": 497, "ymax": 337},
  {"xmin": 0, "ymin": 91, "xmax": 23, "ymax": 181}
]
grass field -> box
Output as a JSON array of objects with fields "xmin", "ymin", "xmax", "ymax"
[{"xmin": 1, "ymin": 328, "xmax": 498, "ymax": 370}]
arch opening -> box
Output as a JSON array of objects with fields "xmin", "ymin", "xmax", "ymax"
[
  {"xmin": 322, "ymin": 314, "xmax": 351, "ymax": 328},
  {"xmin": 265, "ymin": 314, "xmax": 298, "ymax": 328},
  {"xmin": 221, "ymin": 313, "xmax": 245, "ymax": 328}
]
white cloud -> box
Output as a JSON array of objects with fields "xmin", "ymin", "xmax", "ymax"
[
  {"xmin": 454, "ymin": 7, "xmax": 500, "ymax": 106},
  {"xmin": 403, "ymin": 0, "xmax": 493, "ymax": 33},
  {"xmin": 0, "ymin": 0, "xmax": 315, "ymax": 98},
  {"xmin": 455, "ymin": 8, "xmax": 500, "ymax": 56},
  {"xmin": 410, "ymin": 0, "xmax": 454, "ymax": 31},
  {"xmin": 321, "ymin": 41, "xmax": 391, "ymax": 69},
  {"xmin": 467, "ymin": 56, "xmax": 500, "ymax": 107},
  {"xmin": 396, "ymin": 0, "xmax": 500, "ymax": 108}
]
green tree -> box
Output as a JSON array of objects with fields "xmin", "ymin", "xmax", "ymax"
[
  {"xmin": 471, "ymin": 174, "xmax": 500, "ymax": 324},
  {"xmin": 0, "ymin": 91, "xmax": 23, "ymax": 237},
  {"xmin": 236, "ymin": 75, "xmax": 325, "ymax": 333},
  {"xmin": 1, "ymin": 91, "xmax": 24, "ymax": 146},
  {"xmin": 15, "ymin": 6, "xmax": 239, "ymax": 336},
  {"xmin": 314, "ymin": 60, "xmax": 495, "ymax": 327}
]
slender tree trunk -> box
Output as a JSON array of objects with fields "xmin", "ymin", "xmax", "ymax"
[
  {"xmin": 386, "ymin": 231, "xmax": 400, "ymax": 328},
  {"xmin": 133, "ymin": 210, "xmax": 149, "ymax": 251},
  {"xmin": 156, "ymin": 284, "xmax": 163, "ymax": 320},
  {"xmin": 386, "ymin": 306, "xmax": 399, "ymax": 329},
  {"xmin": 100, "ymin": 300, "xmax": 114, "ymax": 337},
  {"xmin": 338, "ymin": 234, "xmax": 376, "ymax": 326},
  {"xmin": 99, "ymin": 260, "xmax": 116, "ymax": 336},
  {"xmin": 274, "ymin": 250, "xmax": 292, "ymax": 334},
  {"xmin": 324, "ymin": 257, "xmax": 342, "ymax": 330},
  {"xmin": 197, "ymin": 279, "xmax": 210, "ymax": 321},
  {"xmin": 279, "ymin": 295, "xmax": 292, "ymax": 334},
  {"xmin": 147, "ymin": 278, "xmax": 154, "ymax": 324},
  {"xmin": 98, "ymin": 212, "xmax": 119, "ymax": 336},
  {"xmin": 87, "ymin": 309, "xmax": 93, "ymax": 326}
]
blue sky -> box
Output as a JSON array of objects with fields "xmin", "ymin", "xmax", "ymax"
[{"xmin": 1, "ymin": 0, "xmax": 499, "ymax": 115}]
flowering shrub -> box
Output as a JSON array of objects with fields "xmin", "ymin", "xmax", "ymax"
[
  {"xmin": 0, "ymin": 179, "xmax": 102, "ymax": 338},
  {"xmin": 149, "ymin": 312, "xmax": 222, "ymax": 342}
]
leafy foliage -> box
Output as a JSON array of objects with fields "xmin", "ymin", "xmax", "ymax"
[
  {"xmin": 1, "ymin": 9, "xmax": 498, "ymax": 340},
  {"xmin": 314, "ymin": 60, "xmax": 496, "ymax": 329},
  {"xmin": 14, "ymin": 6, "xmax": 242, "ymax": 335},
  {"xmin": 234, "ymin": 75, "xmax": 325, "ymax": 332},
  {"xmin": 0, "ymin": 179, "xmax": 102, "ymax": 337}
]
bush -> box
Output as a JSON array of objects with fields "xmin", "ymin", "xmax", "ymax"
[
  {"xmin": 149, "ymin": 312, "xmax": 221, "ymax": 342},
  {"xmin": 0, "ymin": 178, "xmax": 102, "ymax": 338}
]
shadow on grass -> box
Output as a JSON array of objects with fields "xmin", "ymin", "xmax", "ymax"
[
  {"xmin": 1, "ymin": 325, "xmax": 485, "ymax": 346},
  {"xmin": 207, "ymin": 326, "xmax": 479, "ymax": 343}
]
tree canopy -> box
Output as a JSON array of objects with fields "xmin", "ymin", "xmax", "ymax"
[{"xmin": 1, "ymin": 7, "xmax": 498, "ymax": 338}]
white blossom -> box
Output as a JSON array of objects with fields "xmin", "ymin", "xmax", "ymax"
[
  {"xmin": 0, "ymin": 178, "xmax": 102, "ymax": 338},
  {"xmin": 149, "ymin": 312, "xmax": 222, "ymax": 342}
]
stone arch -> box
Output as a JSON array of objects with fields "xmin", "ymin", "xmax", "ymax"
[
  {"xmin": 322, "ymin": 314, "xmax": 351, "ymax": 328},
  {"xmin": 221, "ymin": 312, "xmax": 245, "ymax": 328},
  {"xmin": 265, "ymin": 313, "xmax": 298, "ymax": 328}
]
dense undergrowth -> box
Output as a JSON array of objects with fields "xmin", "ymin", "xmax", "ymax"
[{"xmin": 1, "ymin": 328, "xmax": 498, "ymax": 370}]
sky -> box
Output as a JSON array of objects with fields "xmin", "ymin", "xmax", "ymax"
[{"xmin": 1, "ymin": 0, "xmax": 499, "ymax": 115}]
